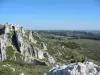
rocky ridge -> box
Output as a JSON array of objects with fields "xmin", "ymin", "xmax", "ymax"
[
  {"xmin": 0, "ymin": 24, "xmax": 55, "ymax": 65},
  {"xmin": 45, "ymin": 62, "xmax": 100, "ymax": 75}
]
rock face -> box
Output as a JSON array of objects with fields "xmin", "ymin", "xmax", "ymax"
[
  {"xmin": 0, "ymin": 24, "xmax": 55, "ymax": 65},
  {"xmin": 45, "ymin": 62, "xmax": 100, "ymax": 75}
]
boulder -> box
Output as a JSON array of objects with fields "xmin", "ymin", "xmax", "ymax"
[{"xmin": 45, "ymin": 62, "xmax": 100, "ymax": 75}]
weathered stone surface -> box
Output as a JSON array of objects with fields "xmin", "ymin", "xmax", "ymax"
[
  {"xmin": 0, "ymin": 24, "xmax": 55, "ymax": 65},
  {"xmin": 45, "ymin": 62, "xmax": 100, "ymax": 75},
  {"xmin": 20, "ymin": 72, "xmax": 24, "ymax": 75}
]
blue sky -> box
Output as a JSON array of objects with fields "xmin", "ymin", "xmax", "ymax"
[{"xmin": 0, "ymin": 0, "xmax": 100, "ymax": 30}]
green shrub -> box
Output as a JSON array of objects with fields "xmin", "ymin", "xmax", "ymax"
[
  {"xmin": 15, "ymin": 53, "xmax": 24, "ymax": 63},
  {"xmin": 0, "ymin": 66, "xmax": 13, "ymax": 75},
  {"xmin": 70, "ymin": 56, "xmax": 85, "ymax": 63},
  {"xmin": 60, "ymin": 42, "xmax": 80, "ymax": 49},
  {"xmin": 6, "ymin": 46, "xmax": 14, "ymax": 60},
  {"xmin": 76, "ymin": 57, "xmax": 85, "ymax": 62}
]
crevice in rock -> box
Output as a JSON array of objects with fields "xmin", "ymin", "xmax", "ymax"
[
  {"xmin": 0, "ymin": 42, "xmax": 1, "ymax": 54},
  {"xmin": 0, "ymin": 48, "xmax": 1, "ymax": 54},
  {"xmin": 33, "ymin": 59, "xmax": 48, "ymax": 66},
  {"xmin": 0, "ymin": 26, "xmax": 5, "ymax": 35},
  {"xmin": 0, "ymin": 42, "xmax": 2, "ymax": 60},
  {"xmin": 0, "ymin": 48, "xmax": 2, "ymax": 60},
  {"xmin": 31, "ymin": 45, "xmax": 35, "ymax": 56},
  {"xmin": 12, "ymin": 26, "xmax": 21, "ymax": 53}
]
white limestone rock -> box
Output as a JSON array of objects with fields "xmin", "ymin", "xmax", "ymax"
[
  {"xmin": 10, "ymin": 67, "xmax": 15, "ymax": 72},
  {"xmin": 29, "ymin": 31, "xmax": 37, "ymax": 44},
  {"xmin": 41, "ymin": 42, "xmax": 47, "ymax": 51},
  {"xmin": 20, "ymin": 72, "xmax": 24, "ymax": 75},
  {"xmin": 45, "ymin": 62, "xmax": 100, "ymax": 75},
  {"xmin": 45, "ymin": 52, "xmax": 55, "ymax": 64},
  {"xmin": 2, "ymin": 64, "xmax": 15, "ymax": 72},
  {"xmin": 34, "ymin": 47, "xmax": 55, "ymax": 64},
  {"xmin": 0, "ymin": 24, "xmax": 55, "ymax": 65},
  {"xmin": 0, "ymin": 35, "xmax": 7, "ymax": 61}
]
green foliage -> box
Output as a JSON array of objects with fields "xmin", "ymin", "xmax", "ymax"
[
  {"xmin": 6, "ymin": 46, "xmax": 14, "ymax": 60},
  {"xmin": 44, "ymin": 35, "xmax": 63, "ymax": 40},
  {"xmin": 39, "ymin": 30, "xmax": 100, "ymax": 40},
  {"xmin": 59, "ymin": 42, "xmax": 80, "ymax": 49},
  {"xmin": 0, "ymin": 60, "xmax": 50, "ymax": 75},
  {"xmin": 70, "ymin": 56, "xmax": 85, "ymax": 63},
  {"xmin": 6, "ymin": 46, "xmax": 25, "ymax": 65},
  {"xmin": 0, "ymin": 66, "xmax": 13, "ymax": 75},
  {"xmin": 15, "ymin": 53, "xmax": 24, "ymax": 63},
  {"xmin": 40, "ymin": 32, "xmax": 100, "ymax": 64}
]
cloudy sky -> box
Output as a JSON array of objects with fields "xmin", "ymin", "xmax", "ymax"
[{"xmin": 0, "ymin": 0, "xmax": 100, "ymax": 30}]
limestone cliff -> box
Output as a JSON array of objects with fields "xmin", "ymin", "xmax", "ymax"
[{"xmin": 0, "ymin": 24, "xmax": 55, "ymax": 65}]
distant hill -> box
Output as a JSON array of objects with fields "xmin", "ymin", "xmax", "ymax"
[{"xmin": 37, "ymin": 30, "xmax": 100, "ymax": 40}]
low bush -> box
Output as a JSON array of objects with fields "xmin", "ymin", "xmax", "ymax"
[{"xmin": 0, "ymin": 66, "xmax": 13, "ymax": 75}]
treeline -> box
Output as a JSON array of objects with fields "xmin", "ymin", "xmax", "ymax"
[
  {"xmin": 71, "ymin": 33, "xmax": 100, "ymax": 40},
  {"xmin": 37, "ymin": 30, "xmax": 100, "ymax": 40}
]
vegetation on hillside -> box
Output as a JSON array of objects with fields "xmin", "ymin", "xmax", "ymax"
[
  {"xmin": 39, "ymin": 31, "xmax": 100, "ymax": 65},
  {"xmin": 6, "ymin": 46, "xmax": 14, "ymax": 60},
  {"xmin": 0, "ymin": 61, "xmax": 50, "ymax": 75},
  {"xmin": 2, "ymin": 30, "xmax": 100, "ymax": 74}
]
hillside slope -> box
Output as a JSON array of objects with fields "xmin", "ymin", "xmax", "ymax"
[
  {"xmin": 38, "ymin": 31, "xmax": 100, "ymax": 65},
  {"xmin": 0, "ymin": 24, "xmax": 100, "ymax": 75}
]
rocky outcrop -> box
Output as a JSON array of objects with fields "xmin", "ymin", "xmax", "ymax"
[
  {"xmin": 20, "ymin": 73, "xmax": 24, "ymax": 75},
  {"xmin": 45, "ymin": 62, "xmax": 100, "ymax": 75},
  {"xmin": 0, "ymin": 24, "xmax": 55, "ymax": 65}
]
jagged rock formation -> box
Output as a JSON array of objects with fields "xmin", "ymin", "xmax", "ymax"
[
  {"xmin": 0, "ymin": 24, "xmax": 55, "ymax": 65},
  {"xmin": 45, "ymin": 62, "xmax": 100, "ymax": 75}
]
